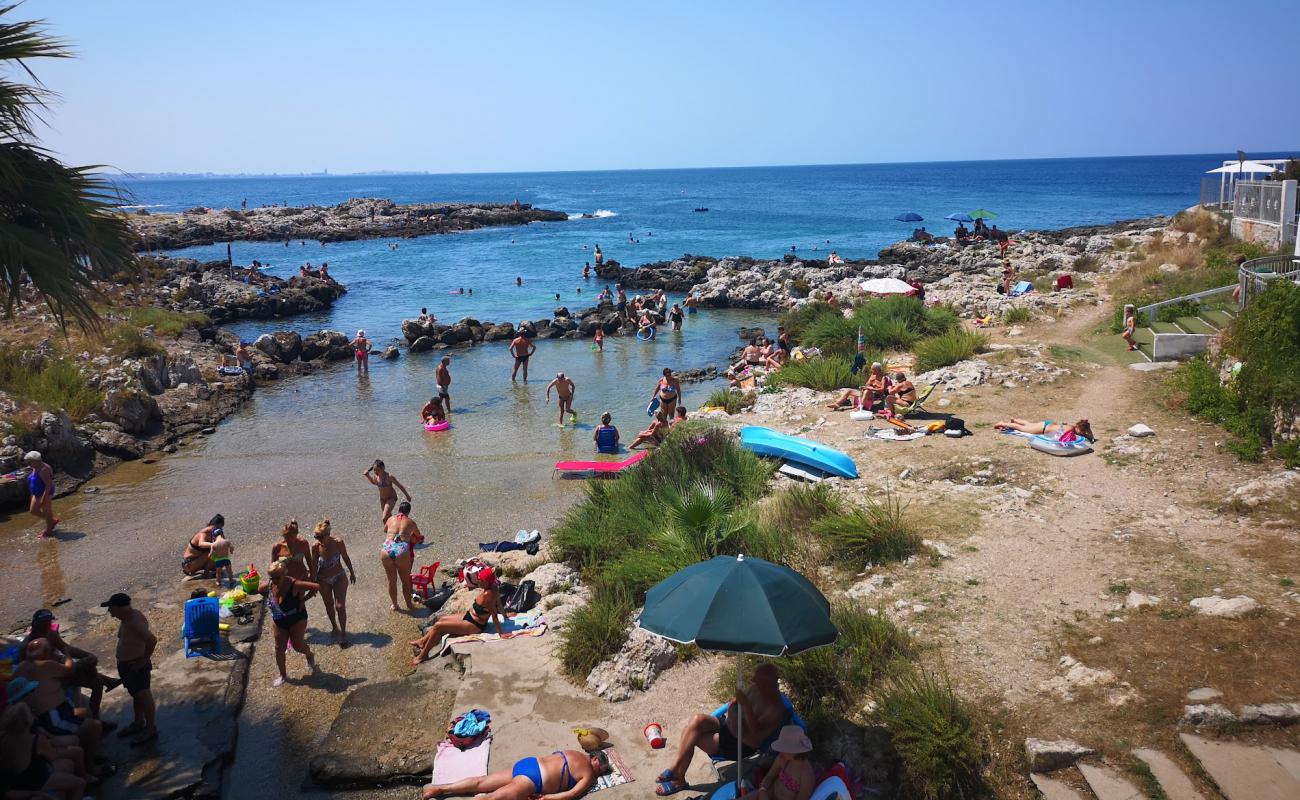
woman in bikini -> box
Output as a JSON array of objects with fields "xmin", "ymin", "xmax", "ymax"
[
  {"xmin": 1120, "ymin": 304, "xmax": 1138, "ymax": 351},
  {"xmin": 381, "ymin": 501, "xmax": 420, "ymax": 612},
  {"xmin": 630, "ymin": 410, "xmax": 672, "ymax": 449},
  {"xmin": 312, "ymin": 520, "xmax": 356, "ymax": 646},
  {"xmin": 182, "ymin": 514, "xmax": 223, "ymax": 577},
  {"xmin": 994, "ymin": 418, "xmax": 1096, "ymax": 442},
  {"xmin": 409, "ymin": 564, "xmax": 510, "ymax": 665},
  {"xmin": 258, "ymin": 561, "xmax": 319, "ymax": 687},
  {"xmin": 363, "ymin": 459, "xmax": 411, "ymax": 523},
  {"xmin": 350, "ymin": 329, "xmax": 370, "ymax": 375},
  {"xmin": 653, "ymin": 367, "xmax": 682, "ymax": 418},
  {"xmin": 422, "ymin": 748, "xmax": 609, "ymax": 800},
  {"xmin": 270, "ymin": 519, "xmax": 315, "ymax": 583},
  {"xmin": 750, "ymin": 726, "xmax": 816, "ymax": 800}
]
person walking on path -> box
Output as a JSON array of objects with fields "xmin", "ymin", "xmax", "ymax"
[
  {"xmin": 350, "ymin": 329, "xmax": 371, "ymax": 376},
  {"xmin": 25, "ymin": 451, "xmax": 57, "ymax": 538},
  {"xmin": 381, "ymin": 501, "xmax": 421, "ymax": 612},
  {"xmin": 509, "ymin": 332, "xmax": 537, "ymax": 382},
  {"xmin": 363, "ymin": 459, "xmax": 411, "ymax": 524},
  {"xmin": 312, "ymin": 520, "xmax": 356, "ymax": 646},
  {"xmin": 545, "ymin": 372, "xmax": 577, "ymax": 426},
  {"xmin": 103, "ymin": 593, "xmax": 158, "ymax": 746},
  {"xmin": 435, "ymin": 356, "xmax": 453, "ymax": 415},
  {"xmin": 259, "ymin": 563, "xmax": 320, "ymax": 686}
]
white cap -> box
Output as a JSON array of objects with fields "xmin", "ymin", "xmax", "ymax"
[
  {"xmin": 24, "ymin": 451, "xmax": 41, "ymax": 462},
  {"xmin": 356, "ymin": 329, "xmax": 365, "ymax": 337}
]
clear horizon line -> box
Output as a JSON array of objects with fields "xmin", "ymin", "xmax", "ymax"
[{"xmin": 110, "ymin": 148, "xmax": 1298, "ymax": 181}]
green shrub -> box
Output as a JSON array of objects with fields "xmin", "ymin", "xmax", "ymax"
[
  {"xmin": 762, "ymin": 482, "xmax": 845, "ymax": 536},
  {"xmin": 125, "ymin": 307, "xmax": 209, "ymax": 336},
  {"xmin": 920, "ymin": 304, "xmax": 960, "ymax": 336},
  {"xmin": 877, "ymin": 670, "xmax": 987, "ymax": 800},
  {"xmin": 1155, "ymin": 300, "xmax": 1201, "ymax": 324},
  {"xmin": 108, "ymin": 325, "xmax": 165, "ymax": 357},
  {"xmin": 557, "ymin": 589, "xmax": 633, "ymax": 679},
  {"xmin": 1072, "ymin": 253, "xmax": 1102, "ymax": 272},
  {"xmin": 778, "ymin": 301, "xmax": 835, "ymax": 341},
  {"xmin": 704, "ymin": 389, "xmax": 753, "ymax": 415},
  {"xmin": 768, "ymin": 356, "xmax": 860, "ymax": 391},
  {"xmin": 812, "ymin": 494, "xmax": 922, "ymax": 568},
  {"xmin": 1003, "ymin": 307, "xmax": 1033, "ymax": 324},
  {"xmin": 803, "ymin": 311, "xmax": 860, "ymax": 357},
  {"xmin": 0, "ymin": 349, "xmax": 103, "ymax": 419},
  {"xmin": 913, "ymin": 329, "xmax": 989, "ymax": 373},
  {"xmin": 1229, "ymin": 280, "xmax": 1300, "ymax": 448}
]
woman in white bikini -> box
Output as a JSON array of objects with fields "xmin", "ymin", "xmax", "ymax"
[{"xmin": 312, "ymin": 520, "xmax": 356, "ymax": 646}]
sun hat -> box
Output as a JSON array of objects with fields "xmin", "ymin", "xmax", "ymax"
[
  {"xmin": 770, "ymin": 725, "xmax": 813, "ymax": 754},
  {"xmin": 356, "ymin": 329, "xmax": 365, "ymax": 337},
  {"xmin": 4, "ymin": 676, "xmax": 39, "ymax": 703}
]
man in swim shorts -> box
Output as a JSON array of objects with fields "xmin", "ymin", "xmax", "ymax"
[
  {"xmin": 106, "ymin": 593, "xmax": 158, "ymax": 746},
  {"xmin": 423, "ymin": 748, "xmax": 609, "ymax": 800},
  {"xmin": 545, "ymin": 372, "xmax": 577, "ymax": 425},
  {"xmin": 435, "ymin": 356, "xmax": 452, "ymax": 414},
  {"xmin": 509, "ymin": 332, "xmax": 536, "ymax": 382}
]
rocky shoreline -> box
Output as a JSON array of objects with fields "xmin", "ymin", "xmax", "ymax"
[
  {"xmin": 596, "ymin": 216, "xmax": 1170, "ymax": 316},
  {"xmin": 129, "ymin": 197, "xmax": 568, "ymax": 250}
]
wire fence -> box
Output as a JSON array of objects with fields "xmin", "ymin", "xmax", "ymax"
[{"xmin": 1233, "ymin": 181, "xmax": 1284, "ymax": 223}]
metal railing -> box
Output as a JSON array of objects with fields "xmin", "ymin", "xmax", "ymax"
[
  {"xmin": 1200, "ymin": 177, "xmax": 1232, "ymax": 209},
  {"xmin": 1136, "ymin": 285, "xmax": 1236, "ymax": 319},
  {"xmin": 1233, "ymin": 181, "xmax": 1285, "ymax": 223},
  {"xmin": 1238, "ymin": 254, "xmax": 1300, "ymax": 308}
]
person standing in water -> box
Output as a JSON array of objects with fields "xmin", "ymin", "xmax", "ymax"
[
  {"xmin": 653, "ymin": 367, "xmax": 683, "ymax": 418},
  {"xmin": 515, "ymin": 276, "xmax": 523, "ymax": 287},
  {"xmin": 312, "ymin": 520, "xmax": 356, "ymax": 646},
  {"xmin": 593, "ymin": 244, "xmax": 603, "ymax": 269},
  {"xmin": 545, "ymin": 372, "xmax": 577, "ymax": 426},
  {"xmin": 583, "ymin": 262, "xmax": 591, "ymax": 280},
  {"xmin": 593, "ymin": 324, "xmax": 604, "ymax": 352},
  {"xmin": 350, "ymin": 329, "xmax": 371, "ymax": 375},
  {"xmin": 435, "ymin": 356, "xmax": 453, "ymax": 415},
  {"xmin": 24, "ymin": 451, "xmax": 57, "ymax": 538},
  {"xmin": 684, "ymin": 293, "xmax": 699, "ymax": 314},
  {"xmin": 363, "ymin": 459, "xmax": 412, "ymax": 523},
  {"xmin": 669, "ymin": 303, "xmax": 684, "ymax": 331},
  {"xmin": 509, "ymin": 331, "xmax": 537, "ymax": 382}
]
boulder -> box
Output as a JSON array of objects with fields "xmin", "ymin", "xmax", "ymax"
[
  {"xmin": 400, "ymin": 319, "xmax": 435, "ymax": 344},
  {"xmin": 1237, "ymin": 702, "xmax": 1300, "ymax": 725},
  {"xmin": 554, "ymin": 306, "xmax": 570, "ymax": 318},
  {"xmin": 521, "ymin": 562, "xmax": 579, "ymax": 595},
  {"xmin": 102, "ymin": 388, "xmax": 162, "ymax": 435},
  {"xmin": 585, "ymin": 622, "xmax": 678, "ymax": 702},
  {"xmin": 484, "ymin": 323, "xmax": 516, "ymax": 342},
  {"xmin": 91, "ymin": 427, "xmax": 145, "ymax": 459},
  {"xmin": 253, "ymin": 362, "xmax": 280, "ymax": 380},
  {"xmin": 409, "ymin": 336, "xmax": 435, "ymax": 353},
  {"xmin": 1190, "ymin": 595, "xmax": 1259, "ymax": 618},
  {"xmin": 254, "ymin": 331, "xmax": 302, "ymax": 364},
  {"xmin": 1124, "ymin": 591, "xmax": 1161, "ymax": 609},
  {"xmin": 301, "ymin": 330, "xmax": 350, "ymax": 361},
  {"xmin": 166, "ymin": 354, "xmax": 207, "ymax": 389},
  {"xmin": 1024, "ymin": 738, "xmax": 1096, "ymax": 772},
  {"xmin": 135, "ymin": 354, "xmax": 169, "ymax": 395},
  {"xmin": 1181, "ymin": 704, "xmax": 1237, "ymax": 726},
  {"xmin": 1186, "ymin": 687, "xmax": 1222, "ymax": 702},
  {"xmin": 380, "ymin": 346, "xmax": 400, "ymax": 360},
  {"xmin": 439, "ymin": 324, "xmax": 473, "ymax": 346},
  {"xmin": 37, "ymin": 412, "xmax": 94, "ymax": 476},
  {"xmin": 1126, "ymin": 423, "xmax": 1156, "ymax": 437}
]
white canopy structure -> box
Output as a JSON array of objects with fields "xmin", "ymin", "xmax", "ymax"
[
  {"xmin": 1207, "ymin": 161, "xmax": 1279, "ymax": 174},
  {"xmin": 860, "ymin": 277, "xmax": 915, "ymax": 295}
]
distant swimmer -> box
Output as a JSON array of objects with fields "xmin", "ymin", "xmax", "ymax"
[
  {"xmin": 555, "ymin": 293, "xmax": 561, "ymax": 301},
  {"xmin": 583, "ymin": 262, "xmax": 591, "ymax": 279},
  {"xmin": 509, "ymin": 331, "xmax": 536, "ymax": 382},
  {"xmin": 545, "ymin": 372, "xmax": 577, "ymax": 426},
  {"xmin": 516, "ymin": 276, "xmax": 523, "ymax": 287}
]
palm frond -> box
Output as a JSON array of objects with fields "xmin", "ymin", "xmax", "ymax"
[{"xmin": 0, "ymin": 5, "xmax": 71, "ymax": 138}]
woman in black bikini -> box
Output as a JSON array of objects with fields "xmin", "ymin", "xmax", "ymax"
[
  {"xmin": 182, "ymin": 514, "xmax": 223, "ymax": 577},
  {"xmin": 653, "ymin": 367, "xmax": 682, "ymax": 418},
  {"xmin": 409, "ymin": 565, "xmax": 511, "ymax": 666},
  {"xmin": 312, "ymin": 520, "xmax": 356, "ymax": 647},
  {"xmin": 259, "ymin": 562, "xmax": 320, "ymax": 687},
  {"xmin": 364, "ymin": 459, "xmax": 412, "ymax": 523}
]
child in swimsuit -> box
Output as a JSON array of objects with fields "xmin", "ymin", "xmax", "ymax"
[{"xmin": 209, "ymin": 529, "xmax": 234, "ymax": 588}]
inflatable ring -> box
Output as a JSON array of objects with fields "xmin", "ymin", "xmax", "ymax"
[
  {"xmin": 636, "ymin": 326, "xmax": 656, "ymax": 341},
  {"xmin": 1028, "ymin": 434, "xmax": 1092, "ymax": 456},
  {"xmin": 424, "ymin": 420, "xmax": 451, "ymax": 432}
]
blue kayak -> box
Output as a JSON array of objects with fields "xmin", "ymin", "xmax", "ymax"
[{"xmin": 739, "ymin": 426, "xmax": 858, "ymax": 479}]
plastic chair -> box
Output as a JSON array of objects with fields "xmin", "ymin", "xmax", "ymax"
[
  {"xmin": 183, "ymin": 597, "xmax": 220, "ymax": 657},
  {"xmin": 411, "ymin": 560, "xmax": 442, "ymax": 601}
]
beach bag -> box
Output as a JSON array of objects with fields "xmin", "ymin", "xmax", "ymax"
[
  {"xmin": 420, "ymin": 582, "xmax": 454, "ymax": 611},
  {"xmin": 1055, "ymin": 274, "xmax": 1073, "ymax": 291},
  {"xmin": 458, "ymin": 557, "xmax": 494, "ymax": 587},
  {"xmin": 944, "ymin": 417, "xmax": 969, "ymax": 438},
  {"xmin": 447, "ymin": 709, "xmax": 491, "ymax": 750},
  {"xmin": 504, "ymin": 580, "xmax": 538, "ymax": 614}
]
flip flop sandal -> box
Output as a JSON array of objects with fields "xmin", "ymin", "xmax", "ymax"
[{"xmin": 656, "ymin": 778, "xmax": 689, "ymax": 796}]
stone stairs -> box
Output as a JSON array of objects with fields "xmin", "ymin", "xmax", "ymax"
[
  {"xmin": 1127, "ymin": 302, "xmax": 1237, "ymax": 363},
  {"xmin": 1029, "ymin": 735, "xmax": 1300, "ymax": 800}
]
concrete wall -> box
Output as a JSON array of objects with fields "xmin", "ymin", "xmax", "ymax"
[
  {"xmin": 1231, "ymin": 217, "xmax": 1283, "ymax": 247},
  {"xmin": 1153, "ymin": 333, "xmax": 1211, "ymax": 362}
]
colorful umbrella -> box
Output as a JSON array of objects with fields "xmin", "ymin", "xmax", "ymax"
[
  {"xmin": 944, "ymin": 213, "xmax": 974, "ymax": 223},
  {"xmin": 968, "ymin": 209, "xmax": 997, "ymax": 219},
  {"xmin": 894, "ymin": 212, "xmax": 924, "ymax": 222}
]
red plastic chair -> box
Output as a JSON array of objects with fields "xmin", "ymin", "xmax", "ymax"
[{"xmin": 411, "ymin": 560, "xmax": 441, "ymax": 600}]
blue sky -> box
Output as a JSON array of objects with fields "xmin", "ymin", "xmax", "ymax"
[{"xmin": 20, "ymin": 0, "xmax": 1300, "ymax": 174}]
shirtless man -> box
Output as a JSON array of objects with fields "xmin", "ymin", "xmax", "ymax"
[
  {"xmin": 18, "ymin": 610, "xmax": 118, "ymax": 726},
  {"xmin": 435, "ymin": 356, "xmax": 453, "ymax": 414},
  {"xmin": 235, "ymin": 341, "xmax": 254, "ymax": 377},
  {"xmin": 105, "ymin": 593, "xmax": 158, "ymax": 746},
  {"xmin": 545, "ymin": 373, "xmax": 577, "ymax": 425},
  {"xmin": 730, "ymin": 339, "xmax": 763, "ymax": 375},
  {"xmin": 16, "ymin": 639, "xmax": 103, "ymax": 761},
  {"xmin": 509, "ymin": 332, "xmax": 537, "ymax": 382},
  {"xmin": 657, "ymin": 664, "xmax": 791, "ymax": 796}
]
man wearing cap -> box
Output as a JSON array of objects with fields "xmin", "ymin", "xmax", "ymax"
[
  {"xmin": 24, "ymin": 450, "xmax": 57, "ymax": 538},
  {"xmin": 19, "ymin": 609, "xmax": 119, "ymax": 726},
  {"xmin": 103, "ymin": 593, "xmax": 158, "ymax": 746}
]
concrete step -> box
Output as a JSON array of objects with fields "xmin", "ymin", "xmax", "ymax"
[
  {"xmin": 1151, "ymin": 321, "xmax": 1184, "ymax": 334},
  {"xmin": 1131, "ymin": 748, "xmax": 1208, "ymax": 800},
  {"xmin": 1077, "ymin": 764, "xmax": 1144, "ymax": 800},
  {"xmin": 1269, "ymin": 747, "xmax": 1300, "ymax": 785},
  {"xmin": 1031, "ymin": 771, "xmax": 1093, "ymax": 800},
  {"xmin": 1200, "ymin": 309, "xmax": 1235, "ymax": 329},
  {"xmin": 1180, "ymin": 734, "xmax": 1300, "ymax": 800},
  {"xmin": 1177, "ymin": 316, "xmax": 1218, "ymax": 335}
]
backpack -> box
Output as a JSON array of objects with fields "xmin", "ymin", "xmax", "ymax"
[
  {"xmin": 504, "ymin": 580, "xmax": 538, "ymax": 614},
  {"xmin": 944, "ymin": 417, "xmax": 970, "ymax": 437}
]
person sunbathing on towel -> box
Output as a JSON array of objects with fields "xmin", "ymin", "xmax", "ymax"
[
  {"xmin": 656, "ymin": 664, "xmax": 789, "ymax": 796},
  {"xmin": 995, "ymin": 418, "xmax": 1095, "ymax": 442},
  {"xmin": 423, "ymin": 749, "xmax": 610, "ymax": 800}
]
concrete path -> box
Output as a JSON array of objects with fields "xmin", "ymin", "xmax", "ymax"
[
  {"xmin": 1077, "ymin": 764, "xmax": 1143, "ymax": 800},
  {"xmin": 1030, "ymin": 771, "xmax": 1089, "ymax": 800},
  {"xmin": 1131, "ymin": 748, "xmax": 1207, "ymax": 800},
  {"xmin": 1179, "ymin": 734, "xmax": 1300, "ymax": 800}
]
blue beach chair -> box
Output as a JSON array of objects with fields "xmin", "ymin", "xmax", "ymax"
[{"xmin": 182, "ymin": 597, "xmax": 220, "ymax": 657}]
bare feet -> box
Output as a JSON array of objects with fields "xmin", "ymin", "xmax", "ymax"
[{"xmin": 421, "ymin": 785, "xmax": 443, "ymax": 800}]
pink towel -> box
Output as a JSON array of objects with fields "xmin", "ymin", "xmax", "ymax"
[{"xmin": 431, "ymin": 736, "xmax": 491, "ymax": 785}]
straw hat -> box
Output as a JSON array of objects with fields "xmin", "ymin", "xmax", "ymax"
[{"xmin": 770, "ymin": 725, "xmax": 813, "ymax": 754}]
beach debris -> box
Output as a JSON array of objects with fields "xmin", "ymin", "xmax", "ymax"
[
  {"xmin": 1190, "ymin": 595, "xmax": 1259, "ymax": 618},
  {"xmin": 1127, "ymin": 423, "xmax": 1156, "ymax": 437}
]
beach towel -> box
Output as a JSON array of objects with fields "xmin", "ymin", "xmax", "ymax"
[
  {"xmin": 867, "ymin": 428, "xmax": 928, "ymax": 441},
  {"xmin": 1010, "ymin": 280, "xmax": 1033, "ymax": 297},
  {"xmin": 447, "ymin": 611, "xmax": 547, "ymax": 648},
  {"xmin": 431, "ymin": 736, "xmax": 491, "ymax": 785},
  {"xmin": 588, "ymin": 747, "xmax": 634, "ymax": 793}
]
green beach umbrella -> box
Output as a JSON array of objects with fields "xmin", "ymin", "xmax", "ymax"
[
  {"xmin": 968, "ymin": 209, "xmax": 997, "ymax": 219},
  {"xmin": 639, "ymin": 555, "xmax": 837, "ymax": 795}
]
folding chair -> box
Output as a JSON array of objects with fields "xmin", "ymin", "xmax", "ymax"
[{"xmin": 895, "ymin": 383, "xmax": 937, "ymax": 418}]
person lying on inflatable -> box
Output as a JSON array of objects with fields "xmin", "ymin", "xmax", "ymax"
[
  {"xmin": 421, "ymin": 396, "xmax": 447, "ymax": 424},
  {"xmin": 994, "ymin": 417, "xmax": 1094, "ymax": 443}
]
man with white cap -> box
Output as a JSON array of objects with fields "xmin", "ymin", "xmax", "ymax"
[{"xmin": 24, "ymin": 451, "xmax": 57, "ymax": 538}]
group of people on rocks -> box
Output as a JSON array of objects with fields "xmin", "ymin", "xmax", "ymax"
[{"xmin": 4, "ymin": 597, "xmax": 159, "ymax": 799}]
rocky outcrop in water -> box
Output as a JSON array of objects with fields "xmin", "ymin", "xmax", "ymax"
[
  {"xmin": 131, "ymin": 198, "xmax": 568, "ymax": 250},
  {"xmin": 138, "ymin": 257, "xmax": 347, "ymax": 322},
  {"xmin": 397, "ymin": 300, "xmax": 666, "ymax": 350}
]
